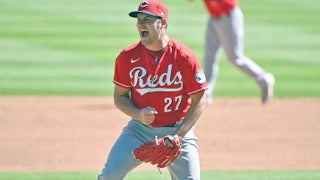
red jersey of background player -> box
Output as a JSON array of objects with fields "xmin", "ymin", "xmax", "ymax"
[
  {"xmin": 204, "ymin": 0, "xmax": 238, "ymax": 18},
  {"xmin": 113, "ymin": 38, "xmax": 208, "ymax": 127}
]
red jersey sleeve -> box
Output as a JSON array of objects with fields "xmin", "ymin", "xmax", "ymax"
[
  {"xmin": 113, "ymin": 43, "xmax": 140, "ymax": 88},
  {"xmin": 173, "ymin": 41, "xmax": 208, "ymax": 96}
]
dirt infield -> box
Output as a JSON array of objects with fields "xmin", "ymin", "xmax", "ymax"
[{"xmin": 0, "ymin": 97, "xmax": 319, "ymax": 172}]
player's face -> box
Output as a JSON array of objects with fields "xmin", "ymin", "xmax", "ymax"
[{"xmin": 136, "ymin": 13, "xmax": 162, "ymax": 47}]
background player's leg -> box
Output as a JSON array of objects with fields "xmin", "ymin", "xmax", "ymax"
[
  {"xmin": 215, "ymin": 7, "xmax": 275, "ymax": 103},
  {"xmin": 204, "ymin": 17, "xmax": 223, "ymax": 103},
  {"xmin": 215, "ymin": 7, "xmax": 265, "ymax": 80}
]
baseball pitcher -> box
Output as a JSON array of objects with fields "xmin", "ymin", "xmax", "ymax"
[{"xmin": 98, "ymin": 0, "xmax": 208, "ymax": 179}]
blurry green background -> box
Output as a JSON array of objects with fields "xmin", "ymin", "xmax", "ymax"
[{"xmin": 0, "ymin": 0, "xmax": 319, "ymax": 96}]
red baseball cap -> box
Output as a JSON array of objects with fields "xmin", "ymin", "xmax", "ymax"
[{"xmin": 129, "ymin": 0, "xmax": 168, "ymax": 22}]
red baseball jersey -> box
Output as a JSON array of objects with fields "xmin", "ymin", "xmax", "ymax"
[
  {"xmin": 204, "ymin": 0, "xmax": 238, "ymax": 18},
  {"xmin": 113, "ymin": 38, "xmax": 208, "ymax": 127}
]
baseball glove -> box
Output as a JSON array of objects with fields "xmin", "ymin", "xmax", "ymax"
[{"xmin": 133, "ymin": 135, "xmax": 182, "ymax": 168}]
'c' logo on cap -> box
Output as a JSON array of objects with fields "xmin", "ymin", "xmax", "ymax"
[{"xmin": 140, "ymin": 1, "xmax": 149, "ymax": 8}]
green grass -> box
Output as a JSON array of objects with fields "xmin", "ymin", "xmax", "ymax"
[
  {"xmin": 0, "ymin": 0, "xmax": 319, "ymax": 96},
  {"xmin": 1, "ymin": 170, "xmax": 320, "ymax": 180}
]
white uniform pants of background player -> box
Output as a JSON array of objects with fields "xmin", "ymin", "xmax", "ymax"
[
  {"xmin": 98, "ymin": 119, "xmax": 200, "ymax": 180},
  {"xmin": 204, "ymin": 7, "xmax": 266, "ymax": 99}
]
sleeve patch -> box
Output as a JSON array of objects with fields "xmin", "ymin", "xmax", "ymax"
[{"xmin": 195, "ymin": 71, "xmax": 206, "ymax": 84}]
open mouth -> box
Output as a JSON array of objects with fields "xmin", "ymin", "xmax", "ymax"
[{"xmin": 141, "ymin": 30, "xmax": 149, "ymax": 37}]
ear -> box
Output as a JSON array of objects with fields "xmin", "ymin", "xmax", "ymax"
[{"xmin": 161, "ymin": 19, "xmax": 167, "ymax": 28}]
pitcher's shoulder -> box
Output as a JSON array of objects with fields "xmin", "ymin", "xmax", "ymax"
[{"xmin": 168, "ymin": 38, "xmax": 196, "ymax": 57}]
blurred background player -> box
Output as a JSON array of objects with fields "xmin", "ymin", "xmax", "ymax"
[{"xmin": 188, "ymin": 0, "xmax": 275, "ymax": 104}]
